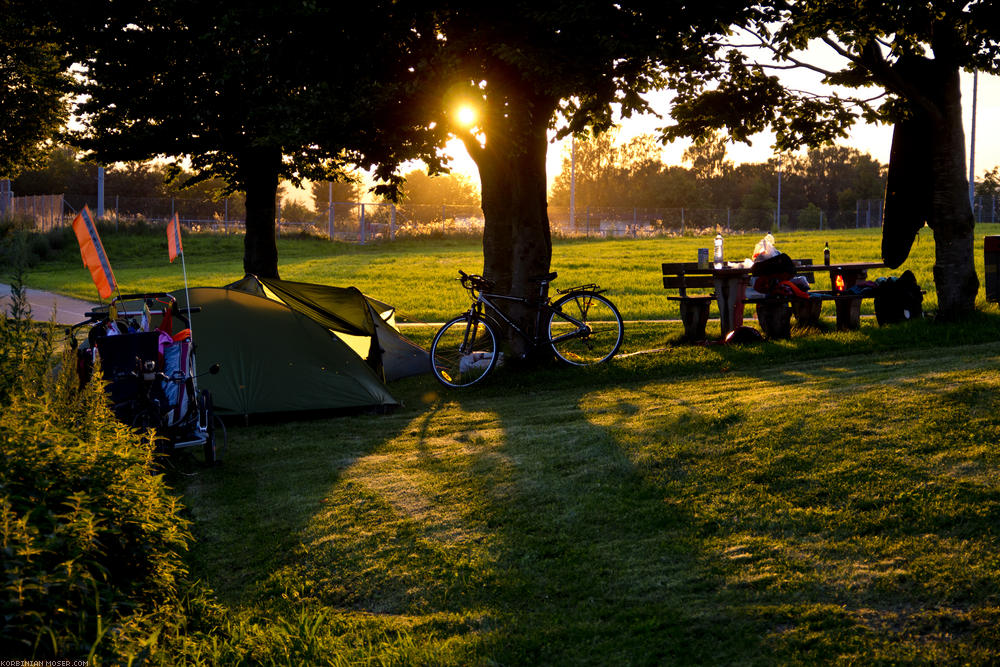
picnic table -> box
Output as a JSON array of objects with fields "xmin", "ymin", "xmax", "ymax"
[{"xmin": 662, "ymin": 259, "xmax": 885, "ymax": 340}]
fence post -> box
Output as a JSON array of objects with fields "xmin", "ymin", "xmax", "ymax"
[
  {"xmin": 390, "ymin": 203, "xmax": 396, "ymax": 241},
  {"xmin": 276, "ymin": 199, "xmax": 281, "ymax": 238},
  {"xmin": 360, "ymin": 203, "xmax": 366, "ymax": 245},
  {"xmin": 0, "ymin": 179, "xmax": 10, "ymax": 217},
  {"xmin": 224, "ymin": 198, "xmax": 229, "ymax": 235},
  {"xmin": 97, "ymin": 167, "xmax": 105, "ymax": 219},
  {"xmin": 328, "ymin": 183, "xmax": 334, "ymax": 240},
  {"xmin": 586, "ymin": 206, "xmax": 591, "ymax": 236},
  {"xmin": 115, "ymin": 195, "xmax": 119, "ymax": 231},
  {"xmin": 681, "ymin": 207, "xmax": 685, "ymax": 235}
]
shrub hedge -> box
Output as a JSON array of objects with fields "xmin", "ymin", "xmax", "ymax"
[{"xmin": 0, "ymin": 283, "xmax": 206, "ymax": 661}]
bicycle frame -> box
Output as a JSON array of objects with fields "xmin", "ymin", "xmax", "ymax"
[{"xmin": 468, "ymin": 289, "xmax": 591, "ymax": 351}]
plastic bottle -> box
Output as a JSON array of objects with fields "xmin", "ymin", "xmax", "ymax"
[
  {"xmin": 824, "ymin": 241, "xmax": 830, "ymax": 266},
  {"xmin": 714, "ymin": 234, "xmax": 724, "ymax": 268}
]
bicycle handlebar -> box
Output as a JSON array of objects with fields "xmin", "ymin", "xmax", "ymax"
[{"xmin": 458, "ymin": 270, "xmax": 495, "ymax": 293}]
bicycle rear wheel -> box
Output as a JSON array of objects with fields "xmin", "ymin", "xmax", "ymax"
[
  {"xmin": 430, "ymin": 314, "xmax": 500, "ymax": 388},
  {"xmin": 548, "ymin": 291, "xmax": 624, "ymax": 366}
]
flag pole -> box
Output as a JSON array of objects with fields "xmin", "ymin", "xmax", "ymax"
[{"xmin": 176, "ymin": 215, "xmax": 195, "ymax": 369}]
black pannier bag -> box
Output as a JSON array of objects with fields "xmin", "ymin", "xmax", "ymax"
[
  {"xmin": 750, "ymin": 252, "xmax": 797, "ymax": 278},
  {"xmin": 874, "ymin": 269, "xmax": 923, "ymax": 325}
]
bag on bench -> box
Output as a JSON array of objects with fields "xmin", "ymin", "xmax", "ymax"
[{"xmin": 751, "ymin": 253, "xmax": 808, "ymax": 297}]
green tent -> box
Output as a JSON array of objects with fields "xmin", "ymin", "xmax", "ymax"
[
  {"xmin": 170, "ymin": 287, "xmax": 400, "ymax": 418},
  {"xmin": 226, "ymin": 275, "xmax": 429, "ymax": 382}
]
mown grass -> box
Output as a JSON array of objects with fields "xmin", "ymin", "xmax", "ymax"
[
  {"xmin": 21, "ymin": 223, "xmax": 1000, "ymax": 323},
  {"xmin": 16, "ymin": 227, "xmax": 1000, "ymax": 663},
  {"xmin": 164, "ymin": 313, "xmax": 1000, "ymax": 665}
]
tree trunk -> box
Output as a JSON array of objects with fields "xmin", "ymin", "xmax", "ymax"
[
  {"xmin": 884, "ymin": 58, "xmax": 978, "ymax": 319},
  {"xmin": 469, "ymin": 101, "xmax": 553, "ymax": 358},
  {"xmin": 239, "ymin": 145, "xmax": 282, "ymax": 279},
  {"xmin": 926, "ymin": 66, "xmax": 978, "ymax": 319}
]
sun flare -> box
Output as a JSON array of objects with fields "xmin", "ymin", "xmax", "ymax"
[{"xmin": 455, "ymin": 104, "xmax": 478, "ymax": 128}]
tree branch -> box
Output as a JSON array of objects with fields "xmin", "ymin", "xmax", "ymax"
[{"xmin": 855, "ymin": 40, "xmax": 943, "ymax": 121}]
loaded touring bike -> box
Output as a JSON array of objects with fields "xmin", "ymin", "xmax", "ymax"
[{"xmin": 430, "ymin": 270, "xmax": 624, "ymax": 388}]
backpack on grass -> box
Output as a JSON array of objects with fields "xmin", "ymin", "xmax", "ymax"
[{"xmin": 874, "ymin": 270, "xmax": 923, "ymax": 325}]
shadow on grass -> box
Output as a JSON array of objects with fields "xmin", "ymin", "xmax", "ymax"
[
  {"xmin": 172, "ymin": 404, "xmax": 419, "ymax": 606},
  {"xmin": 460, "ymin": 379, "xmax": 778, "ymax": 665},
  {"xmin": 172, "ymin": 312, "xmax": 1000, "ymax": 663}
]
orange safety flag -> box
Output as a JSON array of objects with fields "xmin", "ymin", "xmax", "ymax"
[
  {"xmin": 71, "ymin": 205, "xmax": 117, "ymax": 300},
  {"xmin": 167, "ymin": 212, "xmax": 183, "ymax": 262}
]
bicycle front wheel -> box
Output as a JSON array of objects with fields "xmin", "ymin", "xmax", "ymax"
[
  {"xmin": 430, "ymin": 314, "xmax": 500, "ymax": 388},
  {"xmin": 548, "ymin": 291, "xmax": 624, "ymax": 366}
]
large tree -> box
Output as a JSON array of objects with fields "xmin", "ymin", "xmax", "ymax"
[
  {"xmin": 0, "ymin": 2, "xmax": 73, "ymax": 178},
  {"xmin": 664, "ymin": 0, "xmax": 1000, "ymax": 319},
  {"xmin": 407, "ymin": 2, "xmax": 748, "ymax": 349},
  {"xmin": 70, "ymin": 1, "xmax": 443, "ymax": 278}
]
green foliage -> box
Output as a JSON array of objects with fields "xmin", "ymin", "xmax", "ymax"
[
  {"xmin": 549, "ymin": 131, "xmax": 687, "ymax": 209},
  {"xmin": 0, "ymin": 2, "xmax": 73, "ymax": 177},
  {"xmin": 70, "ymin": 3, "xmax": 442, "ymax": 197},
  {"xmin": 550, "ymin": 137, "xmax": 887, "ymax": 221},
  {"xmin": 977, "ymin": 166, "xmax": 1000, "ymax": 199},
  {"xmin": 0, "ymin": 302, "xmax": 206, "ymax": 660},
  {"xmin": 278, "ymin": 199, "xmax": 317, "ymax": 224}
]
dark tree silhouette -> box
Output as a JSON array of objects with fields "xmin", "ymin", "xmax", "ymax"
[
  {"xmin": 70, "ymin": 2, "xmax": 444, "ymax": 278},
  {"xmin": 664, "ymin": 0, "xmax": 1000, "ymax": 319}
]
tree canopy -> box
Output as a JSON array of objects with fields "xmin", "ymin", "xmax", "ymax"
[
  {"xmin": 69, "ymin": 1, "xmax": 445, "ymax": 278},
  {"xmin": 0, "ymin": 2, "xmax": 73, "ymax": 177}
]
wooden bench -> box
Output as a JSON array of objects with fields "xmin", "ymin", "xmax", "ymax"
[{"xmin": 662, "ymin": 258, "xmax": 873, "ymax": 340}]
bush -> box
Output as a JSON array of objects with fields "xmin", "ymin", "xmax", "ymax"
[{"xmin": 0, "ymin": 296, "xmax": 200, "ymax": 660}]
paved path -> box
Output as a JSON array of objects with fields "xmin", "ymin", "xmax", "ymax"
[{"xmin": 0, "ymin": 284, "xmax": 98, "ymax": 325}]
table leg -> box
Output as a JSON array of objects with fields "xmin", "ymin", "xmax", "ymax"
[
  {"xmin": 715, "ymin": 275, "xmax": 746, "ymax": 337},
  {"xmin": 835, "ymin": 297, "xmax": 862, "ymax": 330}
]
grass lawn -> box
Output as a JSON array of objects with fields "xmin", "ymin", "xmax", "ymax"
[
  {"xmin": 15, "ymin": 226, "xmax": 1000, "ymax": 663},
  {"xmin": 20, "ymin": 222, "xmax": 1000, "ymax": 321}
]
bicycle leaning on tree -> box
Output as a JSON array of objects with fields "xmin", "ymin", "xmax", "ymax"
[{"xmin": 430, "ymin": 270, "xmax": 624, "ymax": 388}]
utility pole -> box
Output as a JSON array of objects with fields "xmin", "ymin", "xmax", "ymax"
[
  {"xmin": 570, "ymin": 135, "xmax": 576, "ymax": 231},
  {"xmin": 969, "ymin": 70, "xmax": 978, "ymax": 208},
  {"xmin": 775, "ymin": 155, "xmax": 782, "ymax": 231}
]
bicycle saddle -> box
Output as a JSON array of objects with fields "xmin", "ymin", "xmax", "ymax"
[{"xmin": 530, "ymin": 271, "xmax": 558, "ymax": 283}]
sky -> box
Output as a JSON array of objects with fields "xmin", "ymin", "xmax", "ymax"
[{"xmin": 433, "ymin": 68, "xmax": 1000, "ymax": 198}]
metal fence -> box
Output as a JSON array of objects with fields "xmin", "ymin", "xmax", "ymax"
[{"xmin": 4, "ymin": 190, "xmax": 999, "ymax": 241}]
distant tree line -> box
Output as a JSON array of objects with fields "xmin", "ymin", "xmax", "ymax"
[
  {"xmin": 10, "ymin": 151, "xmax": 482, "ymax": 225},
  {"xmin": 549, "ymin": 132, "xmax": 887, "ymax": 228}
]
